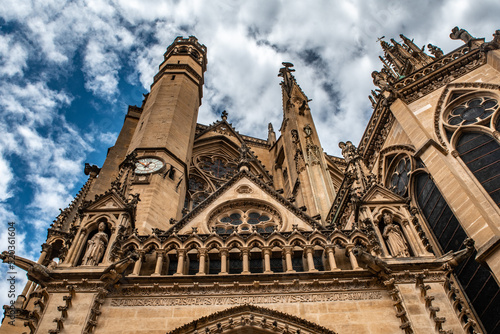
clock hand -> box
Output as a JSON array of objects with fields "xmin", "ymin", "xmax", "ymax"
[{"xmin": 138, "ymin": 161, "xmax": 148, "ymax": 167}]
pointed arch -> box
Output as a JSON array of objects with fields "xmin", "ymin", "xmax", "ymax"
[
  {"xmin": 166, "ymin": 304, "xmax": 338, "ymax": 334},
  {"xmin": 413, "ymin": 170, "xmax": 500, "ymax": 333}
]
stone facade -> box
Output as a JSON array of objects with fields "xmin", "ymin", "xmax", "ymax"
[{"xmin": 1, "ymin": 29, "xmax": 500, "ymax": 334}]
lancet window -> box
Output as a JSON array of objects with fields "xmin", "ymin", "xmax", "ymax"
[
  {"xmin": 386, "ymin": 154, "xmax": 412, "ymax": 197},
  {"xmin": 414, "ymin": 170, "xmax": 499, "ymax": 333}
]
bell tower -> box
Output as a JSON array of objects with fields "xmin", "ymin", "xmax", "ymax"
[
  {"xmin": 127, "ymin": 36, "xmax": 207, "ymax": 233},
  {"xmin": 278, "ymin": 63, "xmax": 335, "ymax": 222}
]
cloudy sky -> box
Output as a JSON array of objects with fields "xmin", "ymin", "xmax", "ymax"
[{"xmin": 0, "ymin": 0, "xmax": 498, "ymax": 307}]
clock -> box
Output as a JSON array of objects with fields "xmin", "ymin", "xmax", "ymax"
[{"xmin": 134, "ymin": 157, "xmax": 164, "ymax": 174}]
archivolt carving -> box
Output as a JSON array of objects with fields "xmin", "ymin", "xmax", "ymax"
[{"xmin": 166, "ymin": 304, "xmax": 338, "ymax": 334}]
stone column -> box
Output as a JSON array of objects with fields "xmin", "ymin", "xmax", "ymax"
[
  {"xmin": 174, "ymin": 249, "xmax": 186, "ymax": 276},
  {"xmin": 304, "ymin": 246, "xmax": 318, "ymax": 272},
  {"xmin": 38, "ymin": 243, "xmax": 52, "ymax": 264},
  {"xmin": 102, "ymin": 226, "xmax": 117, "ymax": 266},
  {"xmin": 63, "ymin": 229, "xmax": 82, "ymax": 265},
  {"xmin": 283, "ymin": 246, "xmax": 295, "ymax": 273},
  {"xmin": 346, "ymin": 244, "xmax": 362, "ymax": 270},
  {"xmin": 263, "ymin": 247, "xmax": 272, "ymax": 274},
  {"xmin": 151, "ymin": 250, "xmax": 164, "ymax": 276},
  {"xmin": 197, "ymin": 248, "xmax": 207, "ymax": 275},
  {"xmin": 130, "ymin": 251, "xmax": 144, "ymax": 276},
  {"xmin": 70, "ymin": 228, "xmax": 88, "ymax": 266},
  {"xmin": 400, "ymin": 220, "xmax": 421, "ymax": 256},
  {"xmin": 325, "ymin": 246, "xmax": 340, "ymax": 271},
  {"xmin": 219, "ymin": 248, "xmax": 228, "ymax": 275},
  {"xmin": 241, "ymin": 247, "xmax": 250, "ymax": 274}
]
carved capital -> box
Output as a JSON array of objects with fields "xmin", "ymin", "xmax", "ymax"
[{"xmin": 219, "ymin": 248, "xmax": 229, "ymax": 257}]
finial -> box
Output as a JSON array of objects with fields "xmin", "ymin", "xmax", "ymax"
[{"xmin": 221, "ymin": 110, "xmax": 228, "ymax": 121}]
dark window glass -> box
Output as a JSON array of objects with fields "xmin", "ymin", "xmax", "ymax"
[
  {"xmin": 249, "ymin": 257, "xmax": 263, "ymax": 273},
  {"xmin": 456, "ymin": 132, "xmax": 500, "ymax": 206},
  {"xmin": 208, "ymin": 258, "xmax": 221, "ymax": 274},
  {"xmin": 415, "ymin": 172, "xmax": 500, "ymax": 333},
  {"xmin": 270, "ymin": 257, "xmax": 284, "ymax": 273},
  {"xmin": 313, "ymin": 252, "xmax": 324, "ymax": 271},
  {"xmin": 292, "ymin": 253, "xmax": 304, "ymax": 272},
  {"xmin": 229, "ymin": 258, "xmax": 242, "ymax": 274},
  {"xmin": 188, "ymin": 258, "xmax": 199, "ymax": 275},
  {"xmin": 167, "ymin": 259, "xmax": 178, "ymax": 275}
]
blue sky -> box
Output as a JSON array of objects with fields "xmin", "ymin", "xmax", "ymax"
[{"xmin": 0, "ymin": 0, "xmax": 498, "ymax": 307}]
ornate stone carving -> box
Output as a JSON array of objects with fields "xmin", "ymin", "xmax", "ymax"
[
  {"xmin": 82, "ymin": 222, "xmax": 109, "ymax": 266},
  {"xmin": 382, "ymin": 213, "xmax": 410, "ymax": 258},
  {"xmin": 450, "ymin": 26, "xmax": 474, "ymax": 44}
]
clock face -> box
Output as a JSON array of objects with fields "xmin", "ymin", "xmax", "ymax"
[{"xmin": 135, "ymin": 158, "xmax": 164, "ymax": 174}]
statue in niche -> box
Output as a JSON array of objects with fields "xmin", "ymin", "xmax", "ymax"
[
  {"xmin": 82, "ymin": 222, "xmax": 109, "ymax": 266},
  {"xmin": 382, "ymin": 213, "xmax": 410, "ymax": 257}
]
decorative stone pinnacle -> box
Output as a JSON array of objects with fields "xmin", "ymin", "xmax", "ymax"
[{"xmin": 221, "ymin": 110, "xmax": 228, "ymax": 121}]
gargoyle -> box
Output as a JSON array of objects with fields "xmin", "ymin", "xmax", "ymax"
[
  {"xmin": 437, "ymin": 238, "xmax": 475, "ymax": 268},
  {"xmin": 0, "ymin": 251, "xmax": 53, "ymax": 286},
  {"xmin": 352, "ymin": 247, "xmax": 391, "ymax": 279},
  {"xmin": 481, "ymin": 29, "xmax": 500, "ymax": 51},
  {"xmin": 100, "ymin": 252, "xmax": 139, "ymax": 289}
]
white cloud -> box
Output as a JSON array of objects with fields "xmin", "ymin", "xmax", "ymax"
[{"xmin": 0, "ymin": 35, "xmax": 28, "ymax": 77}]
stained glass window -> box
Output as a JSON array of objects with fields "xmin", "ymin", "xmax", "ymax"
[
  {"xmin": 455, "ymin": 132, "xmax": 500, "ymax": 207},
  {"xmin": 388, "ymin": 156, "xmax": 411, "ymax": 197},
  {"xmin": 447, "ymin": 96, "xmax": 498, "ymax": 126},
  {"xmin": 415, "ymin": 172, "xmax": 500, "ymax": 333},
  {"xmin": 200, "ymin": 158, "xmax": 236, "ymax": 179},
  {"xmin": 213, "ymin": 209, "xmax": 278, "ymax": 235}
]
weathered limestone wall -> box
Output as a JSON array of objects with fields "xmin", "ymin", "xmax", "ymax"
[
  {"xmin": 95, "ymin": 293, "xmax": 403, "ymax": 334},
  {"xmin": 35, "ymin": 292, "xmax": 94, "ymax": 333}
]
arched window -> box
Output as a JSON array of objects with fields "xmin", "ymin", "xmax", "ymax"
[
  {"xmin": 386, "ymin": 154, "xmax": 411, "ymax": 197},
  {"xmin": 441, "ymin": 91, "xmax": 500, "ymax": 208},
  {"xmin": 414, "ymin": 171, "xmax": 499, "ymax": 333},
  {"xmin": 455, "ymin": 132, "xmax": 500, "ymax": 207},
  {"xmin": 208, "ymin": 202, "xmax": 282, "ymax": 235}
]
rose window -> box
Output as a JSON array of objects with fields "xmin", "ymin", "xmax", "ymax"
[
  {"xmin": 447, "ymin": 96, "xmax": 498, "ymax": 126},
  {"xmin": 211, "ymin": 208, "xmax": 280, "ymax": 235},
  {"xmin": 388, "ymin": 156, "xmax": 411, "ymax": 197}
]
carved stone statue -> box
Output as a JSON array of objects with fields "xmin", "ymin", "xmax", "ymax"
[
  {"xmin": 382, "ymin": 213, "xmax": 410, "ymax": 257},
  {"xmin": 339, "ymin": 141, "xmax": 357, "ymax": 163},
  {"xmin": 482, "ymin": 30, "xmax": 500, "ymax": 51},
  {"xmin": 427, "ymin": 44, "xmax": 444, "ymax": 58},
  {"xmin": 82, "ymin": 222, "xmax": 109, "ymax": 266},
  {"xmin": 450, "ymin": 26, "xmax": 474, "ymax": 44},
  {"xmin": 303, "ymin": 124, "xmax": 312, "ymax": 137}
]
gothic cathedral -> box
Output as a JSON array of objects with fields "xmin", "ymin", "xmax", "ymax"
[{"xmin": 2, "ymin": 28, "xmax": 500, "ymax": 334}]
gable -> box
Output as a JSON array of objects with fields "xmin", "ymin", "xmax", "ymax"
[
  {"xmin": 83, "ymin": 191, "xmax": 129, "ymax": 212},
  {"xmin": 175, "ymin": 173, "xmax": 320, "ymax": 235},
  {"xmin": 361, "ymin": 184, "xmax": 405, "ymax": 204}
]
